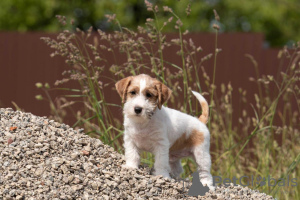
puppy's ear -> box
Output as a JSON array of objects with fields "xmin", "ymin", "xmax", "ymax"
[
  {"xmin": 155, "ymin": 81, "xmax": 172, "ymax": 109},
  {"xmin": 115, "ymin": 77, "xmax": 132, "ymax": 103}
]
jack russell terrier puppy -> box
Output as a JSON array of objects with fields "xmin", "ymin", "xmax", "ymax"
[{"xmin": 116, "ymin": 74, "xmax": 214, "ymax": 190}]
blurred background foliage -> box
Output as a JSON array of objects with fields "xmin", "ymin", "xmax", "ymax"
[{"xmin": 0, "ymin": 0, "xmax": 299, "ymax": 47}]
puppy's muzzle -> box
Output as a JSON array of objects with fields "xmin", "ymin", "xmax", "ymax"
[{"xmin": 134, "ymin": 106, "xmax": 143, "ymax": 115}]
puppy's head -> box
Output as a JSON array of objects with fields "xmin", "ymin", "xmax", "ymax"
[{"xmin": 115, "ymin": 74, "xmax": 171, "ymax": 121}]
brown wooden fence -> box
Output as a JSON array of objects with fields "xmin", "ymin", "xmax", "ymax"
[{"xmin": 0, "ymin": 32, "xmax": 287, "ymax": 126}]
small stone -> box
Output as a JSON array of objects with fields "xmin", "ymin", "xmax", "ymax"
[
  {"xmin": 7, "ymin": 138, "xmax": 14, "ymax": 145},
  {"xmin": 6, "ymin": 173, "xmax": 14, "ymax": 180},
  {"xmin": 35, "ymin": 168, "xmax": 44, "ymax": 176},
  {"xmin": 84, "ymin": 144, "xmax": 91, "ymax": 152},
  {"xmin": 82, "ymin": 150, "xmax": 90, "ymax": 156},
  {"xmin": 16, "ymin": 195, "xmax": 23, "ymax": 200},
  {"xmin": 156, "ymin": 179, "xmax": 165, "ymax": 184},
  {"xmin": 91, "ymin": 182, "xmax": 98, "ymax": 190},
  {"xmin": 70, "ymin": 153, "xmax": 78, "ymax": 160},
  {"xmin": 3, "ymin": 161, "xmax": 10, "ymax": 167},
  {"xmin": 60, "ymin": 165, "xmax": 69, "ymax": 174},
  {"xmin": 71, "ymin": 184, "xmax": 83, "ymax": 191},
  {"xmin": 10, "ymin": 126, "xmax": 17, "ymax": 131},
  {"xmin": 34, "ymin": 143, "xmax": 43, "ymax": 148},
  {"xmin": 9, "ymin": 189, "xmax": 16, "ymax": 196},
  {"xmin": 68, "ymin": 175, "xmax": 74, "ymax": 183}
]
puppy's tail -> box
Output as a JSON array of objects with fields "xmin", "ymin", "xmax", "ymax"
[{"xmin": 191, "ymin": 91, "xmax": 209, "ymax": 124}]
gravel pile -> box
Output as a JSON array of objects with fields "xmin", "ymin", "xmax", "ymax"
[{"xmin": 0, "ymin": 108, "xmax": 274, "ymax": 200}]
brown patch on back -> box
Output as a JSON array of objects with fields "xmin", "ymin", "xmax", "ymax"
[{"xmin": 170, "ymin": 130, "xmax": 204, "ymax": 152}]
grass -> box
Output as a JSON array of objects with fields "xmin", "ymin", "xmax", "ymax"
[{"xmin": 37, "ymin": 1, "xmax": 300, "ymax": 199}]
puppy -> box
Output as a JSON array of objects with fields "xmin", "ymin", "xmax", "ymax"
[{"xmin": 116, "ymin": 74, "xmax": 214, "ymax": 190}]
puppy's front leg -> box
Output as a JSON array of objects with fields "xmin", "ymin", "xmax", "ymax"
[
  {"xmin": 123, "ymin": 134, "xmax": 140, "ymax": 169},
  {"xmin": 153, "ymin": 144, "xmax": 171, "ymax": 178}
]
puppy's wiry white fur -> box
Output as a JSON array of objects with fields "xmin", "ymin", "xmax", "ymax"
[
  {"xmin": 139, "ymin": 78, "xmax": 146, "ymax": 94},
  {"xmin": 116, "ymin": 74, "xmax": 214, "ymax": 190}
]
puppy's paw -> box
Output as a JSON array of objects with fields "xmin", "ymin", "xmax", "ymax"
[
  {"xmin": 154, "ymin": 171, "xmax": 171, "ymax": 179},
  {"xmin": 122, "ymin": 163, "xmax": 138, "ymax": 170},
  {"xmin": 207, "ymin": 184, "xmax": 215, "ymax": 191},
  {"xmin": 201, "ymin": 179, "xmax": 215, "ymax": 191},
  {"xmin": 162, "ymin": 174, "xmax": 171, "ymax": 179}
]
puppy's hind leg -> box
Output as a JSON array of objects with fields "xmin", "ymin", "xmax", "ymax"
[
  {"xmin": 192, "ymin": 143, "xmax": 215, "ymax": 190},
  {"xmin": 170, "ymin": 159, "xmax": 183, "ymax": 178}
]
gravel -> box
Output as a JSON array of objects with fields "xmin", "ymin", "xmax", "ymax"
[{"xmin": 0, "ymin": 108, "xmax": 275, "ymax": 199}]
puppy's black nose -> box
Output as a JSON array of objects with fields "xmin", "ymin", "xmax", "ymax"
[{"xmin": 134, "ymin": 107, "xmax": 143, "ymax": 114}]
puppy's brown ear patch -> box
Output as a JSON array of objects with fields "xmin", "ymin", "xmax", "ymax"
[
  {"xmin": 161, "ymin": 83, "xmax": 172, "ymax": 107},
  {"xmin": 115, "ymin": 77, "xmax": 132, "ymax": 103},
  {"xmin": 155, "ymin": 81, "xmax": 172, "ymax": 109}
]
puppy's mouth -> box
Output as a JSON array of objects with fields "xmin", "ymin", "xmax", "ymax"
[{"xmin": 146, "ymin": 110, "xmax": 154, "ymax": 119}]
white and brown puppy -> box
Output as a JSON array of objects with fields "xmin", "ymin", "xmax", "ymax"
[{"xmin": 116, "ymin": 74, "xmax": 214, "ymax": 190}]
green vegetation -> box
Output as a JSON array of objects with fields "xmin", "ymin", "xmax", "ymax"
[
  {"xmin": 34, "ymin": 1, "xmax": 300, "ymax": 199},
  {"xmin": 1, "ymin": 0, "xmax": 300, "ymax": 46}
]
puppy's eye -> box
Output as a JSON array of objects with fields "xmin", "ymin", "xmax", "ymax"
[
  {"xmin": 130, "ymin": 91, "xmax": 136, "ymax": 95},
  {"xmin": 146, "ymin": 92, "xmax": 152, "ymax": 98}
]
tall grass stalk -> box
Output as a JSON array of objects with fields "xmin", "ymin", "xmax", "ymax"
[{"xmin": 209, "ymin": 10, "xmax": 220, "ymax": 131}]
